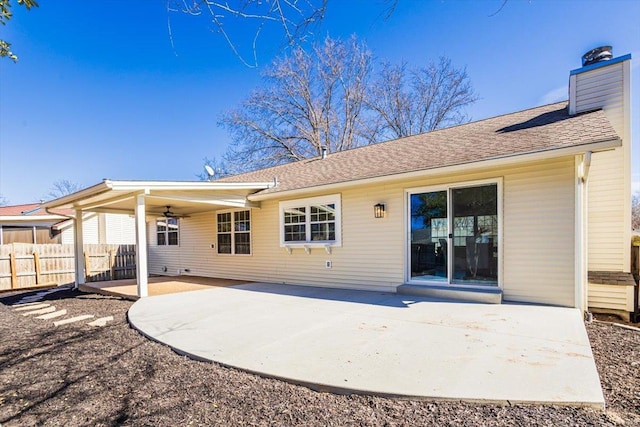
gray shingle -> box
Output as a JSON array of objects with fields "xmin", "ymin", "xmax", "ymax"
[{"xmin": 218, "ymin": 102, "xmax": 619, "ymax": 195}]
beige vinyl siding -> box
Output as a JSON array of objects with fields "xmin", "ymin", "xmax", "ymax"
[
  {"xmin": 61, "ymin": 227, "xmax": 74, "ymax": 245},
  {"xmin": 587, "ymin": 149, "xmax": 626, "ymax": 273},
  {"xmin": 148, "ymin": 157, "xmax": 577, "ymax": 306},
  {"xmin": 588, "ymin": 283, "xmax": 635, "ymax": 312},
  {"xmin": 60, "ymin": 214, "xmax": 100, "ymax": 244},
  {"xmin": 574, "ymin": 59, "xmax": 630, "ymax": 273},
  {"xmin": 104, "ymin": 213, "xmax": 136, "ymax": 244},
  {"xmin": 501, "ymin": 158, "xmax": 575, "ymax": 306},
  {"xmin": 148, "ymin": 218, "xmax": 187, "ymax": 276},
  {"xmin": 574, "ymin": 63, "xmax": 625, "ymax": 135}
]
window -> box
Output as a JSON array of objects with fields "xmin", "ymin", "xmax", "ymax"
[
  {"xmin": 217, "ymin": 210, "xmax": 251, "ymax": 255},
  {"xmin": 280, "ymin": 195, "xmax": 341, "ymax": 246},
  {"xmin": 157, "ymin": 218, "xmax": 179, "ymax": 246}
]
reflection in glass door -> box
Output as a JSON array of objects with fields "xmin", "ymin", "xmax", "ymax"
[
  {"xmin": 409, "ymin": 182, "xmax": 498, "ymax": 286},
  {"xmin": 451, "ymin": 184, "xmax": 498, "ymax": 285},
  {"xmin": 410, "ymin": 191, "xmax": 448, "ymax": 282}
]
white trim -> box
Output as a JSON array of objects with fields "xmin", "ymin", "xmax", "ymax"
[
  {"xmin": 574, "ymin": 155, "xmax": 588, "ymax": 312},
  {"xmin": 215, "ymin": 208, "xmax": 252, "ymax": 256},
  {"xmin": 279, "ymin": 194, "xmax": 342, "ymax": 248},
  {"xmin": 249, "ymin": 139, "xmax": 620, "ymax": 202},
  {"xmin": 622, "ymin": 58, "xmax": 632, "ymax": 272},
  {"xmin": 42, "ymin": 180, "xmax": 274, "ymax": 210},
  {"xmin": 404, "ymin": 177, "xmax": 503, "ymax": 290},
  {"xmin": 568, "ymin": 74, "xmax": 577, "ymax": 115}
]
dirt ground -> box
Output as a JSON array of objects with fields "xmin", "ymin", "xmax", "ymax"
[{"xmin": 0, "ymin": 287, "xmax": 639, "ymax": 427}]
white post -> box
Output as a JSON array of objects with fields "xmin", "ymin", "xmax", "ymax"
[
  {"xmin": 73, "ymin": 209, "xmax": 85, "ymax": 289},
  {"xmin": 575, "ymin": 154, "xmax": 590, "ymax": 315},
  {"xmin": 135, "ymin": 193, "xmax": 149, "ymax": 297}
]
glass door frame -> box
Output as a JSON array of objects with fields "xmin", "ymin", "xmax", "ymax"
[{"xmin": 405, "ymin": 177, "xmax": 503, "ymax": 289}]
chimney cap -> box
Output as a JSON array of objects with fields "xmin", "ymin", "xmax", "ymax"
[{"xmin": 582, "ymin": 46, "xmax": 613, "ymax": 67}]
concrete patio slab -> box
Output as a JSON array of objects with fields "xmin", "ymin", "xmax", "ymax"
[
  {"xmin": 81, "ymin": 276, "xmax": 252, "ymax": 300},
  {"xmin": 128, "ymin": 283, "xmax": 604, "ymax": 407}
]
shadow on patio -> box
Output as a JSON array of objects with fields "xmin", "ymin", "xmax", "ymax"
[{"xmin": 80, "ymin": 276, "xmax": 252, "ymax": 300}]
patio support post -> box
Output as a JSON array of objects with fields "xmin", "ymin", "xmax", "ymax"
[
  {"xmin": 135, "ymin": 193, "xmax": 149, "ymax": 297},
  {"xmin": 73, "ymin": 209, "xmax": 85, "ymax": 289}
]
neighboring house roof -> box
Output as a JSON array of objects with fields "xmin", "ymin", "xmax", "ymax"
[
  {"xmin": 0, "ymin": 203, "xmax": 74, "ymax": 227},
  {"xmin": 217, "ymin": 101, "xmax": 620, "ymax": 198},
  {"xmin": 0, "ymin": 203, "xmax": 74, "ymax": 217}
]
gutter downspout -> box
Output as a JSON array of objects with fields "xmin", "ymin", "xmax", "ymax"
[{"xmin": 576, "ymin": 152, "xmax": 592, "ymax": 319}]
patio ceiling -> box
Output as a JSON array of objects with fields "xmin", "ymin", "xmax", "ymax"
[{"xmin": 42, "ymin": 179, "xmax": 275, "ymax": 217}]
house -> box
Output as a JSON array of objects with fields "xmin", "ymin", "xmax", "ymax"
[
  {"xmin": 0, "ymin": 203, "xmax": 136, "ymax": 245},
  {"xmin": 42, "ymin": 50, "xmax": 637, "ymax": 320}
]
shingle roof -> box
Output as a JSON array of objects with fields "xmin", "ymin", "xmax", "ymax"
[{"xmin": 218, "ymin": 102, "xmax": 619, "ymax": 196}]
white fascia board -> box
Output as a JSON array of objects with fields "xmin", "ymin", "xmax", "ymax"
[
  {"xmin": 248, "ymin": 138, "xmax": 621, "ymax": 201},
  {"xmin": 108, "ymin": 180, "xmax": 274, "ymax": 191},
  {"xmin": 41, "ymin": 180, "xmax": 273, "ymax": 210},
  {"xmin": 41, "ymin": 181, "xmax": 112, "ymax": 210}
]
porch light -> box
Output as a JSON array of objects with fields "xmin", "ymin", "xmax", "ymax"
[{"xmin": 374, "ymin": 203, "xmax": 386, "ymax": 219}]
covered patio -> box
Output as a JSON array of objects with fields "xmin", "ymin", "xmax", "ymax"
[
  {"xmin": 42, "ymin": 179, "xmax": 274, "ymax": 297},
  {"xmin": 80, "ymin": 276, "xmax": 252, "ymax": 300}
]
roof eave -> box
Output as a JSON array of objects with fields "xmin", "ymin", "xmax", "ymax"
[
  {"xmin": 248, "ymin": 137, "xmax": 621, "ymax": 201},
  {"xmin": 42, "ymin": 179, "xmax": 275, "ymax": 210}
]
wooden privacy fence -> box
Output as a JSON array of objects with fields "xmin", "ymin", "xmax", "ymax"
[{"xmin": 0, "ymin": 243, "xmax": 136, "ymax": 291}]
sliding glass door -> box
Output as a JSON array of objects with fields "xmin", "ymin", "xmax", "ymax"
[{"xmin": 409, "ymin": 182, "xmax": 499, "ymax": 286}]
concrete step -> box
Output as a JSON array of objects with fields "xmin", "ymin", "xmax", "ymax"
[
  {"xmin": 36, "ymin": 309, "xmax": 68, "ymax": 320},
  {"xmin": 397, "ymin": 284, "xmax": 502, "ymax": 304},
  {"xmin": 87, "ymin": 316, "xmax": 114, "ymax": 327},
  {"xmin": 14, "ymin": 303, "xmax": 50, "ymax": 312},
  {"xmin": 53, "ymin": 315, "xmax": 94, "ymax": 326},
  {"xmin": 22, "ymin": 306, "xmax": 57, "ymax": 316}
]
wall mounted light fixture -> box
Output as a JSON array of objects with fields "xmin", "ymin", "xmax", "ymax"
[{"xmin": 374, "ymin": 203, "xmax": 386, "ymax": 219}]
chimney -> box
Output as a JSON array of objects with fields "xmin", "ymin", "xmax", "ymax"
[
  {"xmin": 568, "ymin": 46, "xmax": 631, "ymax": 134},
  {"xmin": 320, "ymin": 146, "xmax": 328, "ymax": 159}
]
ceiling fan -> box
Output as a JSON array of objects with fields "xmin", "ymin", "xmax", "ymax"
[{"xmin": 162, "ymin": 206, "xmax": 188, "ymax": 218}]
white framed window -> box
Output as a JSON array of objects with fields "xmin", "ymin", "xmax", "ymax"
[
  {"xmin": 279, "ymin": 194, "xmax": 342, "ymax": 246},
  {"xmin": 217, "ymin": 209, "xmax": 251, "ymax": 255},
  {"xmin": 157, "ymin": 218, "xmax": 179, "ymax": 246}
]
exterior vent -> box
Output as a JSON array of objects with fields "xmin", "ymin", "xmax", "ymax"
[{"xmin": 582, "ymin": 46, "xmax": 613, "ymax": 67}]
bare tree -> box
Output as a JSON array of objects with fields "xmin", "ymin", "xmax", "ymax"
[
  {"xmin": 47, "ymin": 180, "xmax": 80, "ymax": 200},
  {"xmin": 215, "ymin": 36, "xmax": 477, "ymax": 174},
  {"xmin": 366, "ymin": 58, "xmax": 478, "ymax": 142},
  {"xmin": 219, "ymin": 35, "xmax": 372, "ymax": 172},
  {"xmin": 167, "ymin": 0, "xmax": 328, "ymax": 67},
  {"xmin": 633, "ymin": 192, "xmax": 640, "ymax": 231},
  {"xmin": 0, "ymin": 194, "xmax": 8, "ymax": 206}
]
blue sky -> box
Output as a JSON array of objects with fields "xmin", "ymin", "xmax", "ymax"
[{"xmin": 0, "ymin": 0, "xmax": 638, "ymax": 204}]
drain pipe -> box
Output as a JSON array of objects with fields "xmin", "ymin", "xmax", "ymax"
[{"xmin": 577, "ymin": 152, "xmax": 592, "ymax": 320}]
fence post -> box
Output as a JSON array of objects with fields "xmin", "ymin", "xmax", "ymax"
[
  {"xmin": 9, "ymin": 251, "xmax": 17, "ymax": 289},
  {"xmin": 109, "ymin": 249, "xmax": 116, "ymax": 280},
  {"xmin": 84, "ymin": 251, "xmax": 91, "ymax": 282},
  {"xmin": 33, "ymin": 250, "xmax": 41, "ymax": 285}
]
